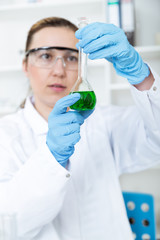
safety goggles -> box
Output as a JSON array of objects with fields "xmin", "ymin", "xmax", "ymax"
[{"xmin": 25, "ymin": 46, "xmax": 78, "ymax": 71}]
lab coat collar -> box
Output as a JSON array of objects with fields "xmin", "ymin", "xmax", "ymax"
[{"xmin": 24, "ymin": 96, "xmax": 48, "ymax": 135}]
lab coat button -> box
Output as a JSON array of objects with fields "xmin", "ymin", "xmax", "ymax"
[
  {"xmin": 66, "ymin": 173, "xmax": 70, "ymax": 178},
  {"xmin": 153, "ymin": 86, "xmax": 157, "ymax": 91}
]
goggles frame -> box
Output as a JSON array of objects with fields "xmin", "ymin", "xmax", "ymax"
[{"xmin": 25, "ymin": 46, "xmax": 78, "ymax": 58}]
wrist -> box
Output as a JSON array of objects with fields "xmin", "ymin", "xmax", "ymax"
[{"xmin": 133, "ymin": 69, "xmax": 155, "ymax": 91}]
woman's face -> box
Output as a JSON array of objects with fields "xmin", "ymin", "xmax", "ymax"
[{"xmin": 23, "ymin": 26, "xmax": 78, "ymax": 112}]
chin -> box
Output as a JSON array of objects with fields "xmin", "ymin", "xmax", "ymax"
[{"xmin": 48, "ymin": 95, "xmax": 65, "ymax": 106}]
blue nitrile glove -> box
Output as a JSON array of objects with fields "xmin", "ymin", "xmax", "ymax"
[
  {"xmin": 76, "ymin": 22, "xmax": 150, "ymax": 85},
  {"xmin": 46, "ymin": 93, "xmax": 93, "ymax": 168}
]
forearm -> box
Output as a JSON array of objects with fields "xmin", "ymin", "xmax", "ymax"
[
  {"xmin": 131, "ymin": 68, "xmax": 160, "ymax": 132},
  {"xmin": 133, "ymin": 68, "xmax": 155, "ymax": 91},
  {"xmin": 117, "ymin": 70, "xmax": 160, "ymax": 174}
]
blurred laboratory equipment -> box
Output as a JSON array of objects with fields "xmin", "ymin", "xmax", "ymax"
[
  {"xmin": 107, "ymin": 0, "xmax": 135, "ymax": 46},
  {"xmin": 107, "ymin": 0, "xmax": 121, "ymax": 28},
  {"xmin": 121, "ymin": 0, "xmax": 135, "ymax": 46}
]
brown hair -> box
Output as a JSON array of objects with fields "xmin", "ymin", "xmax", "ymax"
[{"xmin": 25, "ymin": 17, "xmax": 78, "ymax": 52}]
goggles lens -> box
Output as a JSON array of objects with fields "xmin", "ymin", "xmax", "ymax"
[{"xmin": 25, "ymin": 46, "xmax": 78, "ymax": 70}]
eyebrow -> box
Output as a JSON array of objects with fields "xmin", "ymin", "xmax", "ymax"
[{"xmin": 25, "ymin": 46, "xmax": 78, "ymax": 57}]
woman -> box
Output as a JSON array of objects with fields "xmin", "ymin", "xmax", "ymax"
[
  {"xmin": 0, "ymin": 17, "xmax": 160, "ymax": 240},
  {"xmin": 23, "ymin": 17, "xmax": 79, "ymax": 120}
]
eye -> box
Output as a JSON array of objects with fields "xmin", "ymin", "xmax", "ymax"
[
  {"xmin": 66, "ymin": 55, "xmax": 78, "ymax": 62},
  {"xmin": 40, "ymin": 53, "xmax": 52, "ymax": 60}
]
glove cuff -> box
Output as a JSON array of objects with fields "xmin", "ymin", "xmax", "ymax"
[
  {"xmin": 127, "ymin": 62, "xmax": 150, "ymax": 85},
  {"xmin": 113, "ymin": 50, "xmax": 150, "ymax": 85}
]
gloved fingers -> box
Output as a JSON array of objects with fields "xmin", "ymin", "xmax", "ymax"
[
  {"xmin": 87, "ymin": 38, "xmax": 131, "ymax": 60},
  {"xmin": 88, "ymin": 45, "xmax": 120, "ymax": 60},
  {"xmin": 48, "ymin": 111, "xmax": 84, "ymax": 128},
  {"xmin": 46, "ymin": 129, "xmax": 81, "ymax": 164},
  {"xmin": 64, "ymin": 123, "xmax": 81, "ymax": 135},
  {"xmin": 52, "ymin": 132, "xmax": 81, "ymax": 150},
  {"xmin": 51, "ymin": 123, "xmax": 81, "ymax": 136},
  {"xmin": 48, "ymin": 144, "xmax": 74, "ymax": 163},
  {"xmin": 76, "ymin": 25, "xmax": 101, "ymax": 48},
  {"xmin": 49, "ymin": 93, "xmax": 80, "ymax": 117},
  {"xmin": 76, "ymin": 25, "xmax": 107, "ymax": 48},
  {"xmin": 81, "ymin": 33, "xmax": 123, "ymax": 54},
  {"xmin": 47, "ymin": 130, "xmax": 80, "ymax": 152},
  {"xmin": 66, "ymin": 111, "xmax": 85, "ymax": 125},
  {"xmin": 76, "ymin": 31, "xmax": 118, "ymax": 51},
  {"xmin": 57, "ymin": 145, "xmax": 75, "ymax": 162},
  {"xmin": 76, "ymin": 22, "xmax": 119, "ymax": 40},
  {"xmin": 76, "ymin": 22, "xmax": 100, "ymax": 39},
  {"xmin": 76, "ymin": 23, "xmax": 121, "ymax": 50},
  {"xmin": 63, "ymin": 132, "xmax": 81, "ymax": 147}
]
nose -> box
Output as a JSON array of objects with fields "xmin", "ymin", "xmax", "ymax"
[
  {"xmin": 51, "ymin": 56, "xmax": 66, "ymax": 76},
  {"xmin": 54, "ymin": 56, "xmax": 66, "ymax": 68}
]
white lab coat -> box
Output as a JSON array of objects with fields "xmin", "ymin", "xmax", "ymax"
[{"xmin": 0, "ymin": 69, "xmax": 160, "ymax": 240}]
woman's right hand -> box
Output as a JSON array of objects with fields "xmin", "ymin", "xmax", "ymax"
[{"xmin": 46, "ymin": 93, "xmax": 84, "ymax": 167}]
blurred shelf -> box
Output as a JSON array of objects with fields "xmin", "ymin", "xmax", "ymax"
[
  {"xmin": 135, "ymin": 45, "xmax": 160, "ymax": 57},
  {"xmin": 0, "ymin": 0, "xmax": 106, "ymax": 22},
  {"xmin": 151, "ymin": 164, "xmax": 160, "ymax": 170},
  {"xmin": 0, "ymin": 0, "xmax": 103, "ymax": 11},
  {"xmin": 109, "ymin": 83, "xmax": 130, "ymax": 90}
]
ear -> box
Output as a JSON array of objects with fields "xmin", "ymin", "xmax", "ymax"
[{"xmin": 22, "ymin": 58, "xmax": 29, "ymax": 78}]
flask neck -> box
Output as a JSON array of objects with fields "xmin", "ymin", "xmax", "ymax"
[
  {"xmin": 78, "ymin": 17, "xmax": 88, "ymax": 28},
  {"xmin": 78, "ymin": 47, "xmax": 87, "ymax": 83}
]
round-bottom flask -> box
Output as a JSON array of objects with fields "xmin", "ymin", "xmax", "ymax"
[
  {"xmin": 70, "ymin": 17, "xmax": 96, "ymax": 111},
  {"xmin": 70, "ymin": 90, "xmax": 96, "ymax": 111}
]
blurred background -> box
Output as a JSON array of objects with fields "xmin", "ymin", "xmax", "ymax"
[{"xmin": 0, "ymin": 0, "xmax": 160, "ymax": 237}]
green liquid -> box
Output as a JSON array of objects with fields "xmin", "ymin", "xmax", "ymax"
[{"xmin": 70, "ymin": 91, "xmax": 96, "ymax": 111}]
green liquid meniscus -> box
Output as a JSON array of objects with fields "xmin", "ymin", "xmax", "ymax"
[{"xmin": 70, "ymin": 91, "xmax": 96, "ymax": 111}]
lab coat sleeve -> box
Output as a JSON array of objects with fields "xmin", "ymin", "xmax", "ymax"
[
  {"xmin": 0, "ymin": 142, "xmax": 71, "ymax": 239},
  {"xmin": 106, "ymin": 68, "xmax": 160, "ymax": 175}
]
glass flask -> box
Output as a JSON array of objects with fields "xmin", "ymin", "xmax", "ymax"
[{"xmin": 70, "ymin": 17, "xmax": 96, "ymax": 111}]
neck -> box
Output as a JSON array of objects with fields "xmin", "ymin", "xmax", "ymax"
[{"xmin": 33, "ymin": 97, "xmax": 54, "ymax": 121}]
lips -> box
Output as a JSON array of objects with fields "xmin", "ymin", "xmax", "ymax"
[{"xmin": 48, "ymin": 84, "xmax": 66, "ymax": 92}]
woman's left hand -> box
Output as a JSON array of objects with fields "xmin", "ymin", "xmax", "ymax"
[{"xmin": 76, "ymin": 22, "xmax": 150, "ymax": 85}]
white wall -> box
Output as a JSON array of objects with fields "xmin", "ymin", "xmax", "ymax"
[
  {"xmin": 0, "ymin": 0, "xmax": 160, "ymax": 235},
  {"xmin": 119, "ymin": 0, "xmax": 160, "ymax": 235},
  {"xmin": 135, "ymin": 0, "xmax": 160, "ymax": 46}
]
